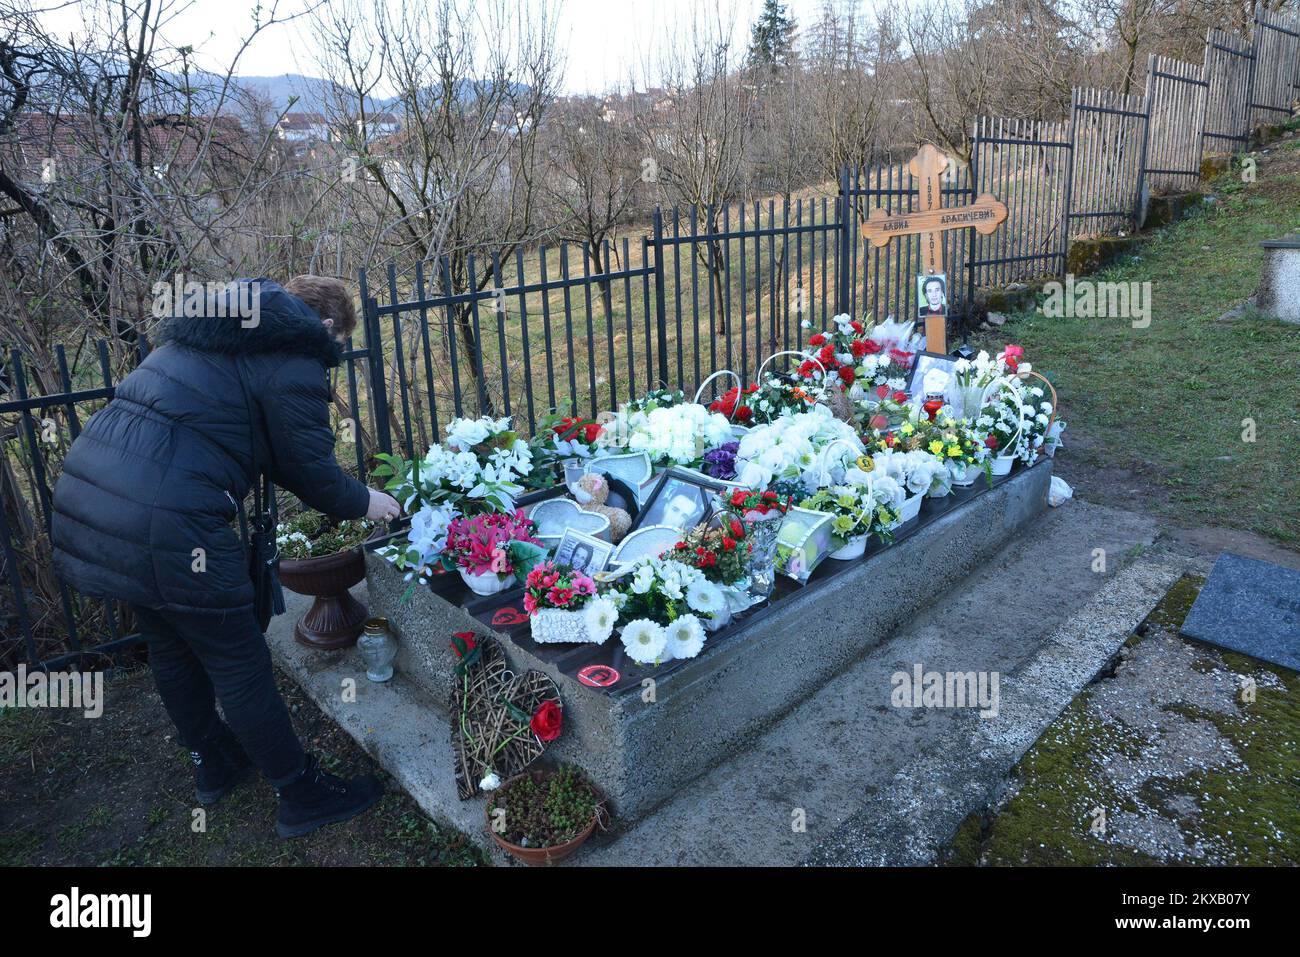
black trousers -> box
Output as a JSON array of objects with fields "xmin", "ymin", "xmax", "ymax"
[{"xmin": 133, "ymin": 604, "xmax": 306, "ymax": 786}]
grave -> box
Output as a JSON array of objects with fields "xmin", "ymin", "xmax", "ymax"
[
  {"xmin": 1257, "ymin": 233, "xmax": 1300, "ymax": 323},
  {"xmin": 1181, "ymin": 551, "xmax": 1300, "ymax": 670},
  {"xmin": 363, "ymin": 458, "xmax": 1053, "ymax": 822}
]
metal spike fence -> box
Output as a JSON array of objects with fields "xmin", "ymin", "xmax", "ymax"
[{"xmin": 3, "ymin": 10, "xmax": 1299, "ymax": 669}]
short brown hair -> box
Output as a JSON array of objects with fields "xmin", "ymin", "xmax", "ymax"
[{"xmin": 285, "ymin": 275, "xmax": 358, "ymax": 339}]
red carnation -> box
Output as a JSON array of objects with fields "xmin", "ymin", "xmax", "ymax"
[
  {"xmin": 729, "ymin": 517, "xmax": 744, "ymax": 538},
  {"xmin": 808, "ymin": 333, "xmax": 826, "ymax": 346},
  {"xmin": 984, "ymin": 435, "xmax": 1000, "ymax": 450},
  {"xmin": 722, "ymin": 536, "xmax": 736, "ymax": 551},
  {"xmin": 839, "ymin": 366, "xmax": 856, "ymax": 385},
  {"xmin": 530, "ymin": 700, "xmax": 563, "ymax": 742},
  {"xmin": 864, "ymin": 339, "xmax": 883, "ymax": 354},
  {"xmin": 851, "ymin": 339, "xmax": 867, "ymax": 357}
]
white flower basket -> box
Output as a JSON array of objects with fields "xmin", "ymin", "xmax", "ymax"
[
  {"xmin": 898, "ymin": 492, "xmax": 924, "ymax": 522},
  {"xmin": 530, "ymin": 608, "xmax": 599, "ymax": 644},
  {"xmin": 949, "ymin": 461, "xmax": 978, "ymax": 487},
  {"xmin": 990, "ymin": 454, "xmax": 1016, "ymax": 476}
]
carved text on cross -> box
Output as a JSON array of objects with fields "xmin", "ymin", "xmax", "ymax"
[{"xmin": 859, "ymin": 144, "xmax": 1008, "ymax": 351}]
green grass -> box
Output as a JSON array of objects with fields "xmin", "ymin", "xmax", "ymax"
[{"xmin": 973, "ymin": 133, "xmax": 1300, "ymax": 546}]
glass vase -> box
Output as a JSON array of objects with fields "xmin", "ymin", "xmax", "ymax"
[
  {"xmin": 743, "ymin": 517, "xmax": 783, "ymax": 598},
  {"xmin": 357, "ymin": 617, "xmax": 397, "ymax": 682}
]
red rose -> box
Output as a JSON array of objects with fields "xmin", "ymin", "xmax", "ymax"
[
  {"xmin": 583, "ymin": 423, "xmax": 602, "ymax": 443},
  {"xmin": 736, "ymin": 405, "xmax": 753, "ymax": 422},
  {"xmin": 892, "ymin": 391, "xmax": 908, "ymax": 403},
  {"xmin": 875, "ymin": 384, "xmax": 889, "ymax": 399},
  {"xmin": 729, "ymin": 517, "xmax": 744, "ymax": 538},
  {"xmin": 530, "ymin": 700, "xmax": 563, "ymax": 742},
  {"xmin": 984, "ymin": 435, "xmax": 1000, "ymax": 450},
  {"xmin": 722, "ymin": 536, "xmax": 736, "ymax": 551}
]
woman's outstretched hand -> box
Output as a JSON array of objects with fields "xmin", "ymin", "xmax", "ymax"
[{"xmin": 366, "ymin": 488, "xmax": 402, "ymax": 522}]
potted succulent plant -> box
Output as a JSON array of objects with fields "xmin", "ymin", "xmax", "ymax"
[
  {"xmin": 276, "ymin": 512, "xmax": 378, "ymax": 649},
  {"xmin": 484, "ymin": 764, "xmax": 606, "ymax": 866}
]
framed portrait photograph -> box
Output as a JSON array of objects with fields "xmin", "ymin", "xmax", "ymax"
[
  {"xmin": 630, "ymin": 467, "xmax": 729, "ymax": 533},
  {"xmin": 916, "ymin": 273, "xmax": 948, "ymax": 319},
  {"xmin": 554, "ymin": 529, "xmax": 615, "ymax": 576},
  {"xmin": 906, "ymin": 350, "xmax": 959, "ymax": 404}
]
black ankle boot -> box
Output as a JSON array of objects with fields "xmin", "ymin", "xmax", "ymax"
[
  {"xmin": 275, "ymin": 755, "xmax": 383, "ymax": 839},
  {"xmin": 191, "ymin": 721, "xmax": 253, "ymax": 806}
]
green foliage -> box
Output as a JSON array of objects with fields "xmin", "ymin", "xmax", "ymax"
[{"xmin": 486, "ymin": 765, "xmax": 601, "ymax": 849}]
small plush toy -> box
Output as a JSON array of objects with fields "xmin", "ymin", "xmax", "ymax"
[{"xmin": 572, "ymin": 473, "xmax": 631, "ymax": 542}]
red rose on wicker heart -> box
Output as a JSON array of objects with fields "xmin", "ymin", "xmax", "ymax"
[{"xmin": 530, "ymin": 700, "xmax": 563, "ymax": 742}]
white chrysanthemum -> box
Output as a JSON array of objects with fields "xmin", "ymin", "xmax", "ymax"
[
  {"xmin": 621, "ymin": 619, "xmax": 667, "ymax": 664},
  {"xmin": 665, "ymin": 614, "xmax": 706, "ymax": 659},
  {"xmin": 584, "ymin": 597, "xmax": 618, "ymax": 644},
  {"xmin": 685, "ymin": 579, "xmax": 724, "ymax": 615}
]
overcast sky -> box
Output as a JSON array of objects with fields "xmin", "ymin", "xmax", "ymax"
[{"xmin": 35, "ymin": 0, "xmax": 847, "ymax": 95}]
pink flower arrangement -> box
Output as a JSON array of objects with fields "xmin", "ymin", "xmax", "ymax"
[
  {"xmin": 443, "ymin": 511, "xmax": 541, "ymax": 577},
  {"xmin": 523, "ymin": 561, "xmax": 598, "ymax": 615}
]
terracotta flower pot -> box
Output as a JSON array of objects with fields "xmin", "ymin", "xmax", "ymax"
[
  {"xmin": 278, "ymin": 530, "xmax": 380, "ymax": 650},
  {"xmin": 485, "ymin": 770, "xmax": 600, "ymax": 866}
]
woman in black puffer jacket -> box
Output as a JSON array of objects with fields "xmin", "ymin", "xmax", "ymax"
[{"xmin": 51, "ymin": 277, "xmax": 402, "ymax": 839}]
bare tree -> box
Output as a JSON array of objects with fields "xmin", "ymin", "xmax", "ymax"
[{"xmin": 632, "ymin": 12, "xmax": 755, "ymax": 333}]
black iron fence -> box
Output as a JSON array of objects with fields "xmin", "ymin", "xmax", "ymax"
[{"xmin": 4, "ymin": 10, "xmax": 1300, "ymax": 669}]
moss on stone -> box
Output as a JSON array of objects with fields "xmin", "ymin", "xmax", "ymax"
[{"xmin": 953, "ymin": 576, "xmax": 1300, "ymax": 866}]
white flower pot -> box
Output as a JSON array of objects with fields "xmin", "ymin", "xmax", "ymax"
[
  {"xmin": 459, "ymin": 568, "xmax": 512, "ymax": 596},
  {"xmin": 898, "ymin": 492, "xmax": 923, "ymax": 523},
  {"xmin": 703, "ymin": 605, "xmax": 732, "ymax": 632},
  {"xmin": 829, "ymin": 535, "xmax": 867, "ymax": 560},
  {"xmin": 949, "ymin": 462, "xmax": 978, "ymax": 487},
  {"xmin": 990, "ymin": 454, "xmax": 1016, "ymax": 476},
  {"xmin": 530, "ymin": 608, "xmax": 596, "ymax": 644}
]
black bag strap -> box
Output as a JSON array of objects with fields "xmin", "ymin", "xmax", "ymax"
[{"xmin": 232, "ymin": 356, "xmax": 275, "ymax": 529}]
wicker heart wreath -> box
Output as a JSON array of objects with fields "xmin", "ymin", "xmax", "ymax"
[{"xmin": 449, "ymin": 632, "xmax": 563, "ymax": 800}]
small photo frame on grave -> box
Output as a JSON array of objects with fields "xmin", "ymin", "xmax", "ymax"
[
  {"xmin": 906, "ymin": 350, "xmax": 959, "ymax": 405},
  {"xmin": 917, "ymin": 273, "xmax": 948, "ymax": 320},
  {"xmin": 630, "ymin": 467, "xmax": 730, "ymax": 534},
  {"xmin": 776, "ymin": 506, "xmax": 836, "ymax": 583},
  {"xmin": 553, "ymin": 529, "xmax": 615, "ymax": 576}
]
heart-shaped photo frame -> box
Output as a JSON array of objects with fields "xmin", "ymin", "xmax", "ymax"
[{"xmin": 449, "ymin": 633, "xmax": 563, "ymax": 800}]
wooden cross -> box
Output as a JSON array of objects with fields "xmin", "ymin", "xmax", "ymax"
[{"xmin": 859, "ymin": 144, "xmax": 1008, "ymax": 353}]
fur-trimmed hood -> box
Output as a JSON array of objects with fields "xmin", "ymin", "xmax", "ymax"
[{"xmin": 152, "ymin": 277, "xmax": 343, "ymax": 368}]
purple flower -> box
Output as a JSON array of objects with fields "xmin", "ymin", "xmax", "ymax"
[{"xmin": 702, "ymin": 441, "xmax": 739, "ymax": 480}]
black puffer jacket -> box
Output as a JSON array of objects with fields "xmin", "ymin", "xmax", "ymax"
[{"xmin": 51, "ymin": 279, "xmax": 370, "ymax": 616}]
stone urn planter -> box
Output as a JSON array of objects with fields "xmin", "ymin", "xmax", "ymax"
[{"xmin": 279, "ymin": 530, "xmax": 381, "ymax": 650}]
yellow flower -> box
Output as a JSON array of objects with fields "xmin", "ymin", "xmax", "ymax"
[
  {"xmin": 929, "ymin": 440, "xmax": 945, "ymax": 456},
  {"xmin": 900, "ymin": 422, "xmax": 914, "ymax": 436},
  {"xmin": 947, "ymin": 445, "xmax": 961, "ymax": 458}
]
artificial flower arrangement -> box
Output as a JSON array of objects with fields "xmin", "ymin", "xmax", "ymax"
[
  {"xmin": 523, "ymin": 560, "xmax": 615, "ymax": 644},
  {"xmin": 866, "ymin": 448, "xmax": 945, "ymax": 508},
  {"xmin": 732, "ymin": 404, "xmax": 863, "ymax": 491},
  {"xmin": 950, "ymin": 345, "xmax": 1028, "ymax": 418},
  {"xmin": 712, "ymin": 374, "xmax": 821, "ymax": 426},
  {"xmin": 795, "ymin": 313, "xmax": 918, "ymax": 396},
  {"xmin": 275, "ymin": 512, "xmax": 374, "ymax": 560},
  {"xmin": 980, "ymin": 377, "xmax": 1060, "ymax": 464},
  {"xmin": 603, "ymin": 398, "xmax": 734, "ymax": 468},
  {"xmin": 803, "ymin": 479, "xmax": 903, "ymax": 558},
  {"xmin": 665, "ymin": 515, "xmax": 750, "ymax": 586},
  {"xmin": 707, "ymin": 382, "xmax": 760, "ymax": 424},
  {"xmin": 600, "ymin": 556, "xmax": 728, "ymax": 663},
  {"xmin": 443, "ymin": 511, "xmax": 547, "ymax": 596},
  {"xmin": 856, "ymin": 383, "xmax": 912, "ymax": 432},
  {"xmin": 372, "ymin": 414, "xmax": 533, "ymax": 517},
  {"xmin": 700, "ymin": 440, "xmax": 740, "ymax": 480},
  {"xmin": 868, "ymin": 409, "xmax": 991, "ymax": 491}
]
